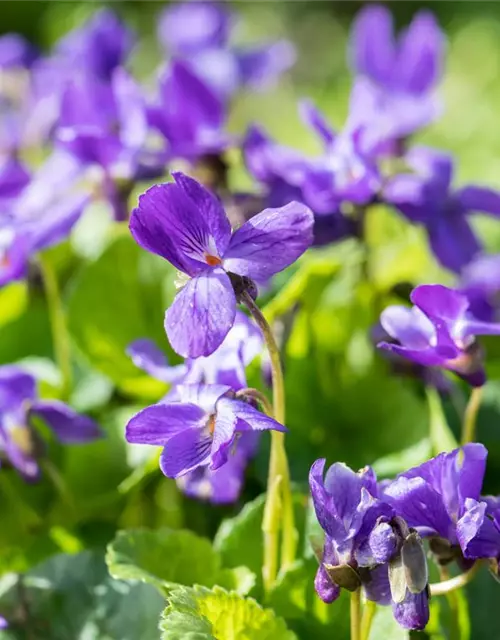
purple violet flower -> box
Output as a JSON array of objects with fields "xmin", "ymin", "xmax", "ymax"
[
  {"xmin": 147, "ymin": 61, "xmax": 230, "ymax": 162},
  {"xmin": 382, "ymin": 444, "xmax": 487, "ymax": 551},
  {"xmin": 298, "ymin": 100, "xmax": 381, "ymax": 211},
  {"xmin": 348, "ymin": 5, "xmax": 444, "ymax": 144},
  {"xmin": 378, "ymin": 284, "xmax": 500, "ymax": 387},
  {"xmin": 129, "ymin": 171, "xmax": 314, "ymax": 358},
  {"xmin": 457, "ymin": 496, "xmax": 500, "ymax": 574},
  {"xmin": 383, "ymin": 147, "xmax": 500, "ymax": 273},
  {"xmin": 0, "ymin": 365, "xmax": 101, "ymax": 480},
  {"xmin": 310, "ymin": 458, "xmax": 430, "ymax": 630},
  {"xmin": 157, "ymin": 1, "xmax": 295, "ymax": 100},
  {"xmin": 243, "ymin": 124, "xmax": 356, "ymax": 247},
  {"xmin": 57, "ymin": 9, "xmax": 134, "ymax": 80},
  {"xmin": 126, "ymin": 383, "xmax": 286, "ymax": 478},
  {"xmin": 127, "ymin": 312, "xmax": 264, "ymax": 504}
]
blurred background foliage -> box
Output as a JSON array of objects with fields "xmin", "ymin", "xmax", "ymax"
[{"xmin": 1, "ymin": 2, "xmax": 500, "ymax": 639}]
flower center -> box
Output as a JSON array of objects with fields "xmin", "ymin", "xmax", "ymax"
[
  {"xmin": 205, "ymin": 254, "xmax": 222, "ymax": 266},
  {"xmin": 0, "ymin": 253, "xmax": 10, "ymax": 269},
  {"xmin": 207, "ymin": 414, "xmax": 216, "ymax": 435},
  {"xmin": 9, "ymin": 425, "xmax": 34, "ymax": 454}
]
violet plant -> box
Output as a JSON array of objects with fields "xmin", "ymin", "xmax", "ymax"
[{"xmin": 0, "ymin": 3, "xmax": 500, "ymax": 639}]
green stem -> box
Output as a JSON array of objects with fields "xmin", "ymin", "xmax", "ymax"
[
  {"xmin": 439, "ymin": 566, "xmax": 460, "ymax": 640},
  {"xmin": 430, "ymin": 562, "xmax": 480, "ymax": 596},
  {"xmin": 360, "ymin": 600, "xmax": 376, "ymax": 640},
  {"xmin": 350, "ymin": 589, "xmax": 362, "ymax": 640},
  {"xmin": 38, "ymin": 255, "xmax": 72, "ymax": 401},
  {"xmin": 241, "ymin": 292, "xmax": 297, "ymax": 591},
  {"xmin": 461, "ymin": 386, "xmax": 483, "ymax": 445}
]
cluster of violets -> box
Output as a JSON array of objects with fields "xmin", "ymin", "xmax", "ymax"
[
  {"xmin": 311, "ymin": 444, "xmax": 500, "ymax": 630},
  {"xmin": 1, "ymin": 2, "xmax": 500, "ymax": 634}
]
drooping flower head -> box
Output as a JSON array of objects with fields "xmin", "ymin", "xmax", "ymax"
[
  {"xmin": 157, "ymin": 1, "xmax": 295, "ymax": 100},
  {"xmin": 348, "ymin": 5, "xmax": 445, "ymax": 145},
  {"xmin": 0, "ymin": 365, "xmax": 101, "ymax": 480},
  {"xmin": 126, "ymin": 383, "xmax": 285, "ymax": 479},
  {"xmin": 309, "ymin": 458, "xmax": 430, "ymax": 630},
  {"xmin": 383, "ymin": 147, "xmax": 500, "ymax": 273},
  {"xmin": 378, "ymin": 284, "xmax": 500, "ymax": 387},
  {"xmin": 130, "ymin": 171, "xmax": 314, "ymax": 358}
]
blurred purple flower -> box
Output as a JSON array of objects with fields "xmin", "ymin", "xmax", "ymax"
[
  {"xmin": 56, "ymin": 68, "xmax": 163, "ymax": 220},
  {"xmin": 378, "ymin": 284, "xmax": 500, "ymax": 386},
  {"xmin": 460, "ymin": 254, "xmax": 500, "ymax": 323},
  {"xmin": 298, "ymin": 100, "xmax": 381, "ymax": 210},
  {"xmin": 349, "ymin": 5, "xmax": 445, "ymax": 145},
  {"xmin": 57, "ymin": 9, "xmax": 133, "ymax": 80},
  {"xmin": 127, "ymin": 310, "xmax": 263, "ymax": 391},
  {"xmin": 158, "ymin": 1, "xmax": 295, "ymax": 100},
  {"xmin": 148, "ymin": 61, "xmax": 230, "ymax": 161},
  {"xmin": 126, "ymin": 383, "xmax": 285, "ymax": 478},
  {"xmin": 384, "ymin": 147, "xmax": 500, "ymax": 273},
  {"xmin": 0, "ymin": 365, "xmax": 101, "ymax": 480},
  {"xmin": 243, "ymin": 124, "xmax": 356, "ymax": 246},
  {"xmin": 0, "ymin": 152, "xmax": 90, "ymax": 287},
  {"xmin": 0, "ymin": 34, "xmax": 37, "ymax": 70},
  {"xmin": 130, "ymin": 171, "xmax": 313, "ymax": 358},
  {"xmin": 0, "ymin": 157, "xmax": 30, "ymax": 205}
]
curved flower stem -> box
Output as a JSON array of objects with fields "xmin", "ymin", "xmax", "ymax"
[
  {"xmin": 350, "ymin": 589, "xmax": 362, "ymax": 640},
  {"xmin": 360, "ymin": 600, "xmax": 376, "ymax": 640},
  {"xmin": 430, "ymin": 562, "xmax": 481, "ymax": 596},
  {"xmin": 39, "ymin": 255, "xmax": 72, "ymax": 401},
  {"xmin": 461, "ymin": 386, "xmax": 483, "ymax": 445},
  {"xmin": 241, "ymin": 292, "xmax": 297, "ymax": 591},
  {"xmin": 235, "ymin": 387, "xmax": 273, "ymax": 415}
]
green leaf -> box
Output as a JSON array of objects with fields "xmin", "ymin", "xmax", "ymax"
[
  {"xmin": 0, "ymin": 551, "xmax": 164, "ymax": 640},
  {"xmin": 159, "ymin": 586, "xmax": 297, "ymax": 640},
  {"xmin": 426, "ymin": 387, "xmax": 459, "ymax": 455},
  {"xmin": 368, "ymin": 605, "xmax": 407, "ymax": 640},
  {"xmin": 262, "ymin": 249, "xmax": 345, "ymax": 323},
  {"xmin": 106, "ymin": 528, "xmax": 254, "ymax": 596},
  {"xmin": 67, "ymin": 233, "xmax": 174, "ymax": 398},
  {"xmin": 269, "ymin": 558, "xmax": 350, "ymax": 640},
  {"xmin": 214, "ymin": 493, "xmax": 307, "ymax": 597}
]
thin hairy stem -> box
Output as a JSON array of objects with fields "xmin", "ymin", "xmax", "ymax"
[
  {"xmin": 39, "ymin": 255, "xmax": 72, "ymax": 401},
  {"xmin": 241, "ymin": 292, "xmax": 297, "ymax": 591},
  {"xmin": 461, "ymin": 386, "xmax": 483, "ymax": 445}
]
